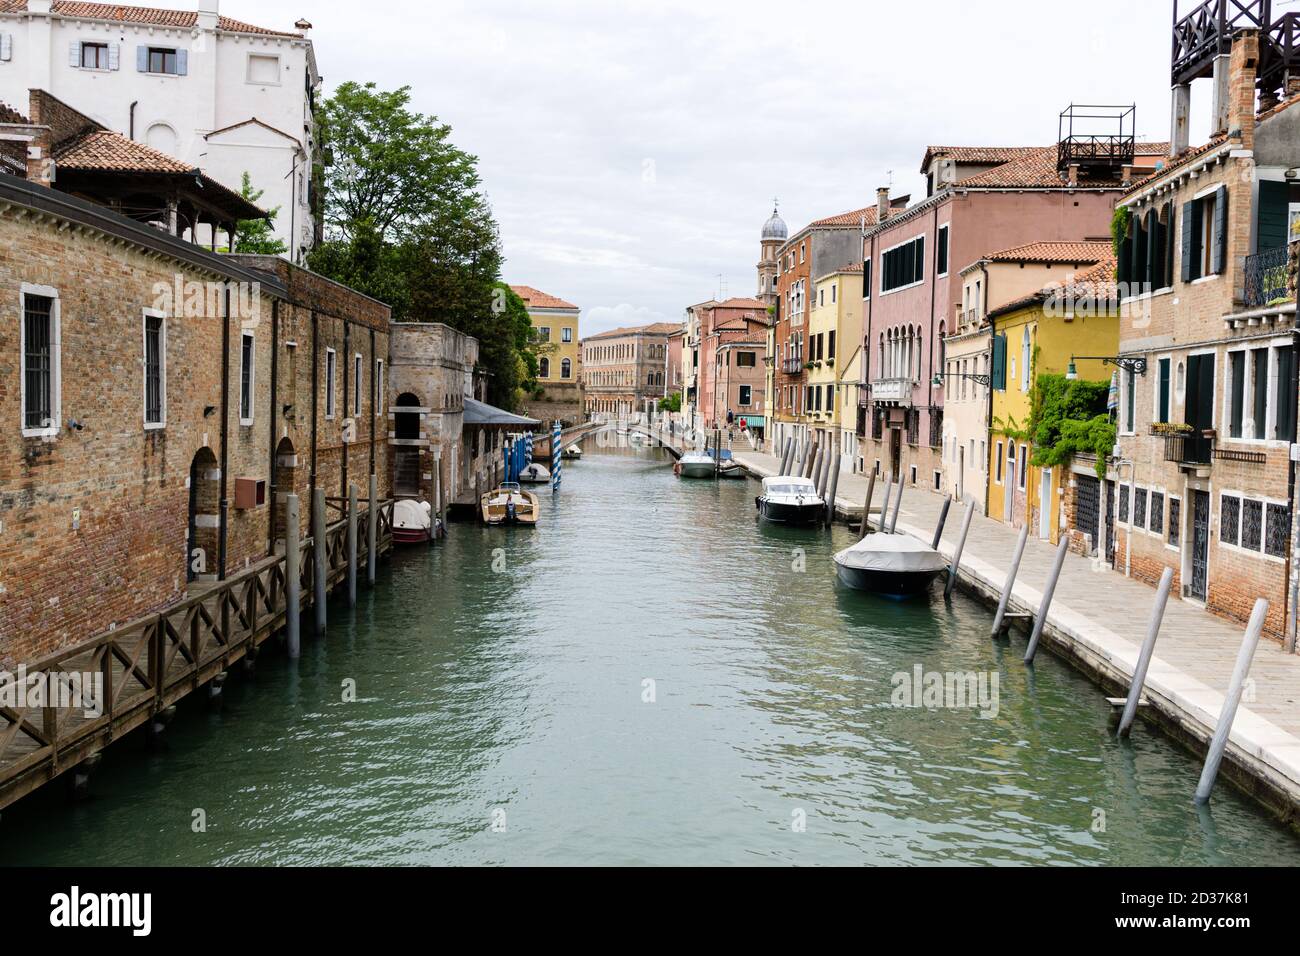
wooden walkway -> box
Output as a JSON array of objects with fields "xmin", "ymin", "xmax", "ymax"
[
  {"xmin": 0, "ymin": 500, "xmax": 395, "ymax": 813},
  {"xmin": 732, "ymin": 447, "xmax": 1300, "ymax": 820}
]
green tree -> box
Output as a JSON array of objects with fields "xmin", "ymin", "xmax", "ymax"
[
  {"xmin": 658, "ymin": 392, "xmax": 682, "ymax": 413},
  {"xmin": 232, "ymin": 172, "xmax": 287, "ymax": 255}
]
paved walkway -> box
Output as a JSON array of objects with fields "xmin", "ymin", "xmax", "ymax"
[{"xmin": 730, "ymin": 446, "xmax": 1300, "ymax": 816}]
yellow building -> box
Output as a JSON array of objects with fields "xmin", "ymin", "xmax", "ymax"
[
  {"xmin": 510, "ymin": 284, "xmax": 582, "ymax": 421},
  {"xmin": 806, "ymin": 265, "xmax": 862, "ymax": 464},
  {"xmin": 986, "ymin": 261, "xmax": 1118, "ymax": 543}
]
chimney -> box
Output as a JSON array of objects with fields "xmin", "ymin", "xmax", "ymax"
[
  {"xmin": 294, "ymin": 18, "xmax": 313, "ymax": 36},
  {"xmin": 876, "ymin": 187, "xmax": 889, "ymax": 222},
  {"xmin": 1226, "ymin": 30, "xmax": 1260, "ymax": 151},
  {"xmin": 25, "ymin": 131, "xmax": 53, "ymax": 187},
  {"xmin": 1067, "ymin": 163, "xmax": 1080, "ymax": 187},
  {"xmin": 197, "ymin": 0, "xmax": 219, "ymax": 31},
  {"xmin": 26, "ymin": 0, "xmax": 51, "ymax": 13}
]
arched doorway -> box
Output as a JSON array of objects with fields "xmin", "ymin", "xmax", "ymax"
[
  {"xmin": 187, "ymin": 446, "xmax": 220, "ymax": 582},
  {"xmin": 394, "ymin": 392, "xmax": 422, "ymax": 497},
  {"xmin": 274, "ymin": 436, "xmax": 298, "ymax": 552}
]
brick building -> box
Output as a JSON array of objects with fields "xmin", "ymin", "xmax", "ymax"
[{"xmin": 582, "ymin": 322, "xmax": 677, "ymax": 419}]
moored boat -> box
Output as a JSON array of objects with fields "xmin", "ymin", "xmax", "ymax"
[
  {"xmin": 480, "ymin": 482, "xmax": 540, "ymax": 526},
  {"xmin": 562, "ymin": 444, "xmax": 583, "ymax": 460},
  {"xmin": 518, "ymin": 462, "xmax": 551, "ymax": 484},
  {"xmin": 392, "ymin": 499, "xmax": 434, "ymax": 544},
  {"xmin": 833, "ymin": 534, "xmax": 948, "ymax": 597},
  {"xmin": 676, "ymin": 452, "xmax": 717, "ymax": 478},
  {"xmin": 755, "ymin": 476, "xmax": 824, "ymax": 523}
]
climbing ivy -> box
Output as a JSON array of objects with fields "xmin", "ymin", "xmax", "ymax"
[
  {"xmin": 1111, "ymin": 206, "xmax": 1130, "ymax": 261},
  {"xmin": 1025, "ymin": 373, "xmax": 1115, "ymax": 478}
]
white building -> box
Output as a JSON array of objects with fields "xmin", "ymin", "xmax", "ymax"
[{"xmin": 0, "ymin": 0, "xmax": 320, "ymax": 261}]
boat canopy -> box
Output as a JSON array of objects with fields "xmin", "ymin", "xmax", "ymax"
[
  {"xmin": 464, "ymin": 398, "xmax": 541, "ymax": 428},
  {"xmin": 834, "ymin": 534, "xmax": 949, "ymax": 574},
  {"xmin": 762, "ymin": 476, "xmax": 818, "ymax": 495}
]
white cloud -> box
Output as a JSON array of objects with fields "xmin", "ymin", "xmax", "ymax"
[{"xmin": 583, "ymin": 304, "xmax": 674, "ymax": 337}]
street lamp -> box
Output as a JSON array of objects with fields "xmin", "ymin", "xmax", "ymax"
[
  {"xmin": 1066, "ymin": 355, "xmax": 1148, "ymax": 380},
  {"xmin": 932, "ymin": 371, "xmax": 991, "ymax": 387}
]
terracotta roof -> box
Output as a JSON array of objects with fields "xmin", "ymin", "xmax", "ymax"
[
  {"xmin": 0, "ymin": 1, "xmax": 303, "ymax": 37},
  {"xmin": 809, "ymin": 205, "xmax": 880, "ymax": 228},
  {"xmin": 718, "ymin": 335, "xmax": 766, "ymax": 346},
  {"xmin": 920, "ymin": 145, "xmax": 1041, "ymax": 173},
  {"xmin": 982, "ymin": 240, "xmax": 1112, "ymax": 265},
  {"xmin": 509, "ymin": 284, "xmax": 578, "ymax": 310},
  {"xmin": 990, "ymin": 256, "xmax": 1118, "ymax": 318},
  {"xmin": 585, "ymin": 321, "xmax": 680, "ymax": 340},
  {"xmin": 0, "ymin": 100, "xmax": 27, "ymax": 124},
  {"xmin": 55, "ymin": 129, "xmax": 193, "ymax": 173},
  {"xmin": 1122, "ymin": 135, "xmax": 1229, "ymax": 195},
  {"xmin": 712, "ymin": 297, "xmax": 767, "ymax": 309},
  {"xmin": 955, "ymin": 144, "xmax": 1170, "ymax": 190}
]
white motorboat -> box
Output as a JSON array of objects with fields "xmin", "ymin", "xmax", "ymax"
[
  {"xmin": 518, "ymin": 462, "xmax": 551, "ymax": 484},
  {"xmin": 392, "ymin": 498, "xmax": 433, "ymax": 545},
  {"xmin": 833, "ymin": 534, "xmax": 949, "ymax": 598},
  {"xmin": 755, "ymin": 476, "xmax": 824, "ymax": 524},
  {"xmin": 562, "ymin": 444, "xmax": 583, "ymax": 460},
  {"xmin": 675, "ymin": 452, "xmax": 717, "ymax": 478}
]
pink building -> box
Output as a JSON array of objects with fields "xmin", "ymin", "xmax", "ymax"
[
  {"xmin": 695, "ymin": 297, "xmax": 769, "ymax": 430},
  {"xmin": 860, "ymin": 140, "xmax": 1167, "ymax": 490}
]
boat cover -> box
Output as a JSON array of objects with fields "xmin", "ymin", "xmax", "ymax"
[
  {"xmin": 761, "ymin": 476, "xmax": 818, "ymax": 496},
  {"xmin": 393, "ymin": 498, "xmax": 431, "ymax": 530},
  {"xmin": 833, "ymin": 534, "xmax": 949, "ymax": 573}
]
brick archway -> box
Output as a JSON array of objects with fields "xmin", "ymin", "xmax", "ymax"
[{"xmin": 187, "ymin": 446, "xmax": 219, "ymax": 582}]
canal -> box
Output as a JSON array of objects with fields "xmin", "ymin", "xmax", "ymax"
[{"xmin": 6, "ymin": 440, "xmax": 1300, "ymax": 865}]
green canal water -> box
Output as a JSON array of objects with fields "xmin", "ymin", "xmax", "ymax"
[{"xmin": 7, "ymin": 441, "xmax": 1300, "ymax": 865}]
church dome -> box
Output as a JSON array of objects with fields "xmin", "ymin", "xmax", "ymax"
[{"xmin": 761, "ymin": 205, "xmax": 788, "ymax": 241}]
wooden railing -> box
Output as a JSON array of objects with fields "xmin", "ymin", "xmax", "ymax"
[{"xmin": 0, "ymin": 499, "xmax": 395, "ymax": 811}]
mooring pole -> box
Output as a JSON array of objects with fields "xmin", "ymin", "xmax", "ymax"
[
  {"xmin": 285, "ymin": 493, "xmax": 301, "ymax": 659},
  {"xmin": 312, "ymin": 486, "xmax": 327, "ymax": 635},
  {"xmin": 815, "ymin": 446, "xmax": 829, "ymax": 496},
  {"xmin": 783, "ymin": 436, "xmax": 795, "ymax": 475},
  {"xmin": 1024, "ymin": 533, "xmax": 1071, "ymax": 664},
  {"xmin": 888, "ymin": 471, "xmax": 905, "ymax": 533},
  {"xmin": 367, "ymin": 473, "xmax": 378, "ymax": 588},
  {"xmin": 346, "ymin": 482, "xmax": 358, "ymax": 608},
  {"xmin": 860, "ymin": 470, "xmax": 878, "ymax": 540},
  {"xmin": 1194, "ymin": 597, "xmax": 1268, "ymax": 804},
  {"xmin": 824, "ymin": 453, "xmax": 841, "ymax": 527},
  {"xmin": 990, "ymin": 522, "xmax": 1031, "ymax": 638},
  {"xmin": 1118, "ymin": 566, "xmax": 1174, "ymax": 737},
  {"xmin": 945, "ymin": 500, "xmax": 975, "ymax": 598},
  {"xmin": 931, "ymin": 497, "xmax": 952, "ymax": 549}
]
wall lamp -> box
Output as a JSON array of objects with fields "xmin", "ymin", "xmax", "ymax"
[
  {"xmin": 932, "ymin": 371, "xmax": 991, "ymax": 387},
  {"xmin": 1066, "ymin": 355, "xmax": 1147, "ymax": 379}
]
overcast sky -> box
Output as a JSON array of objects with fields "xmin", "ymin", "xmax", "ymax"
[{"xmin": 214, "ymin": 0, "xmax": 1225, "ymax": 334}]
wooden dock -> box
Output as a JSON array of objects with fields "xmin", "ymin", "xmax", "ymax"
[{"xmin": 0, "ymin": 500, "xmax": 395, "ymax": 813}]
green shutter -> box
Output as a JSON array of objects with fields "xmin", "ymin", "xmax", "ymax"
[
  {"xmin": 1164, "ymin": 202, "xmax": 1176, "ymax": 288},
  {"xmin": 1258, "ymin": 180, "xmax": 1289, "ymax": 251},
  {"xmin": 1212, "ymin": 185, "xmax": 1228, "ymax": 275},
  {"xmin": 1181, "ymin": 200, "xmax": 1196, "ymax": 282},
  {"xmin": 991, "ymin": 333, "xmax": 1007, "ymax": 390}
]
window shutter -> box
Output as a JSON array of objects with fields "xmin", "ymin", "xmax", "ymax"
[
  {"xmin": 177, "ymin": 49, "xmax": 188, "ymax": 75},
  {"xmin": 1146, "ymin": 210, "xmax": 1159, "ymax": 288},
  {"xmin": 915, "ymin": 234, "xmax": 925, "ymax": 284},
  {"xmin": 137, "ymin": 45, "xmax": 148, "ymax": 71},
  {"xmin": 1164, "ymin": 202, "xmax": 1176, "ymax": 287},
  {"xmin": 1212, "ymin": 185, "xmax": 1228, "ymax": 275},
  {"xmin": 1, "ymin": 34, "xmax": 13, "ymax": 62},
  {"xmin": 108, "ymin": 42, "xmax": 120, "ymax": 71},
  {"xmin": 1180, "ymin": 201, "xmax": 1195, "ymax": 283},
  {"xmin": 991, "ymin": 333, "xmax": 1007, "ymax": 390},
  {"xmin": 69, "ymin": 41, "xmax": 81, "ymax": 67},
  {"xmin": 1117, "ymin": 229, "xmax": 1131, "ymax": 285}
]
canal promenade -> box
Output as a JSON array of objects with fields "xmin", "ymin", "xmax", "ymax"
[{"xmin": 728, "ymin": 445, "xmax": 1300, "ymax": 825}]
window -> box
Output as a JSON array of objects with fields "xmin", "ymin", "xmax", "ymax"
[
  {"xmin": 737, "ymin": 351, "xmax": 756, "ymax": 368},
  {"xmin": 540, "ymin": 357, "xmax": 550, "ymax": 378},
  {"xmin": 562, "ymin": 327, "xmax": 573, "ymax": 343},
  {"xmin": 937, "ymin": 224, "xmax": 949, "ymax": 276},
  {"xmin": 353, "ymin": 353, "xmax": 363, "ymax": 416},
  {"xmin": 143, "ymin": 311, "xmax": 165, "ymax": 427},
  {"xmin": 79, "ymin": 42, "xmax": 109, "ymax": 70},
  {"xmin": 1119, "ymin": 485, "xmax": 1130, "ymax": 523},
  {"xmin": 1181, "ymin": 186, "xmax": 1227, "ymax": 282},
  {"xmin": 239, "ymin": 332, "xmax": 255, "ymax": 424},
  {"xmin": 375, "ymin": 359, "xmax": 384, "ymax": 416},
  {"xmin": 325, "ymin": 348, "xmax": 336, "ymax": 418},
  {"xmin": 144, "ymin": 46, "xmax": 181, "ymax": 75},
  {"xmin": 247, "ymin": 53, "xmax": 280, "ymax": 85},
  {"xmin": 1156, "ymin": 357, "xmax": 1171, "ymax": 423},
  {"xmin": 831, "ymin": 284, "xmax": 837, "ymax": 304},
  {"xmin": 1149, "ymin": 491, "xmax": 1165, "ymax": 536},
  {"xmin": 995, "ymin": 440, "xmax": 1004, "ymax": 483},
  {"xmin": 561, "ymin": 358, "xmax": 571, "ymax": 379},
  {"xmin": 1134, "ymin": 488, "xmax": 1147, "ymax": 529},
  {"xmin": 863, "ymin": 259, "xmax": 872, "ymax": 299},
  {"xmin": 828, "ymin": 331, "xmax": 836, "ymax": 360},
  {"xmin": 739, "ymin": 385, "xmax": 752, "ymax": 406},
  {"xmin": 20, "ymin": 287, "xmax": 59, "ymax": 435},
  {"xmin": 1018, "ymin": 445, "xmax": 1027, "ymax": 490},
  {"xmin": 882, "ymin": 235, "xmax": 925, "ymax": 292},
  {"xmin": 1168, "ymin": 496, "xmax": 1181, "ymax": 547},
  {"xmin": 535, "ymin": 326, "xmax": 551, "ymax": 343}
]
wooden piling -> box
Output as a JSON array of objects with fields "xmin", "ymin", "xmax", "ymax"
[
  {"xmin": 367, "ymin": 473, "xmax": 378, "ymax": 587},
  {"xmin": 859, "ymin": 470, "xmax": 878, "ymax": 540},
  {"xmin": 1195, "ymin": 598, "xmax": 1268, "ymax": 804},
  {"xmin": 1023, "ymin": 534, "xmax": 1071, "ymax": 664},
  {"xmin": 1118, "ymin": 566, "xmax": 1174, "ymax": 737},
  {"xmin": 990, "ymin": 523, "xmax": 1030, "ymax": 638},
  {"xmin": 347, "ymin": 482, "xmax": 358, "ymax": 608},
  {"xmin": 312, "ymin": 486, "xmax": 327, "ymax": 635},
  {"xmin": 285, "ymin": 493, "xmax": 301, "ymax": 659},
  {"xmin": 944, "ymin": 500, "xmax": 975, "ymax": 598}
]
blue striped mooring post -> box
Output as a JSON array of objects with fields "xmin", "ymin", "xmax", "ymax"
[
  {"xmin": 524, "ymin": 430, "xmax": 533, "ymax": 465},
  {"xmin": 552, "ymin": 421, "xmax": 562, "ymax": 491}
]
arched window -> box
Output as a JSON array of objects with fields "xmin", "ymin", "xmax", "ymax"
[
  {"xmin": 561, "ymin": 358, "xmax": 571, "ymax": 379},
  {"xmin": 540, "ymin": 357, "xmax": 550, "ymax": 378}
]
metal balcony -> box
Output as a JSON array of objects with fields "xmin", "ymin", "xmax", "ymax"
[{"xmin": 1243, "ymin": 245, "xmax": 1294, "ymax": 308}]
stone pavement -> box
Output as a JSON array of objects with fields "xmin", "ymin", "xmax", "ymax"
[{"xmin": 729, "ymin": 446, "xmax": 1300, "ymax": 818}]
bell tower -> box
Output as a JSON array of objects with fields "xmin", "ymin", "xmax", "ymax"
[{"xmin": 758, "ymin": 200, "xmax": 786, "ymax": 306}]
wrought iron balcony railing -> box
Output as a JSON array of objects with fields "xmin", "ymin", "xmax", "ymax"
[
  {"xmin": 1243, "ymin": 244, "xmax": 1294, "ymax": 308},
  {"xmin": 1159, "ymin": 427, "xmax": 1214, "ymax": 466}
]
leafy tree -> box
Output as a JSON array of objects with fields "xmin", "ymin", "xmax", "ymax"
[
  {"xmin": 659, "ymin": 392, "xmax": 682, "ymax": 413},
  {"xmin": 318, "ymin": 82, "xmax": 484, "ymax": 243},
  {"xmin": 1027, "ymin": 373, "xmax": 1115, "ymax": 477},
  {"xmin": 232, "ymin": 172, "xmax": 287, "ymax": 255}
]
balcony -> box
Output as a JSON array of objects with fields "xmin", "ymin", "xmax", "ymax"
[
  {"xmin": 1243, "ymin": 244, "xmax": 1295, "ymax": 309},
  {"xmin": 781, "ymin": 358, "xmax": 805, "ymax": 375},
  {"xmin": 870, "ymin": 377, "xmax": 915, "ymax": 405},
  {"xmin": 1153, "ymin": 424, "xmax": 1213, "ymax": 468}
]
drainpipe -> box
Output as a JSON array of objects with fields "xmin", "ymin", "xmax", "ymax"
[
  {"xmin": 267, "ymin": 298, "xmax": 279, "ymax": 553},
  {"xmin": 341, "ymin": 319, "xmax": 350, "ymax": 497},
  {"xmin": 310, "ymin": 310, "xmax": 319, "ymax": 531},
  {"xmin": 128, "ymin": 101, "xmax": 137, "ymax": 140},
  {"xmin": 218, "ymin": 286, "xmax": 230, "ymax": 580}
]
